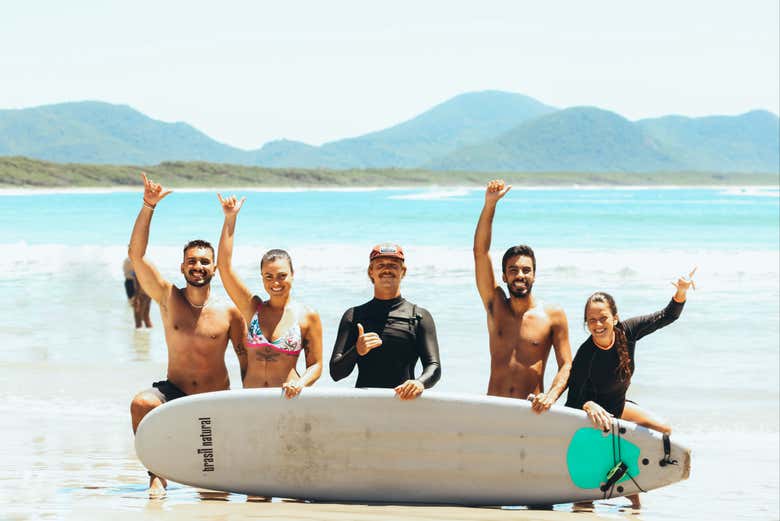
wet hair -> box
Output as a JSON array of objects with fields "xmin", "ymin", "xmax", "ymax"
[
  {"xmin": 261, "ymin": 249, "xmax": 294, "ymax": 273},
  {"xmin": 501, "ymin": 245, "xmax": 536, "ymax": 274},
  {"xmin": 584, "ymin": 292, "xmax": 631, "ymax": 382},
  {"xmin": 183, "ymin": 239, "xmax": 215, "ymax": 260}
]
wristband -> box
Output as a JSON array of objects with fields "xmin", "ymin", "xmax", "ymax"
[{"xmin": 143, "ymin": 200, "xmax": 156, "ymax": 210}]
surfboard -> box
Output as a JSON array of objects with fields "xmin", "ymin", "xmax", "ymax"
[{"xmin": 135, "ymin": 388, "xmax": 690, "ymax": 505}]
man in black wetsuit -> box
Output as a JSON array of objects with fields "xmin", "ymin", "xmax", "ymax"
[{"xmin": 330, "ymin": 243, "xmax": 441, "ymax": 399}]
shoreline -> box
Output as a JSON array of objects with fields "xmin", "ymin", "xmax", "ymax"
[{"xmin": 1, "ymin": 184, "xmax": 778, "ymax": 195}]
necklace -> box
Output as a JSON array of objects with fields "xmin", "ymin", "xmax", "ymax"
[{"xmin": 183, "ymin": 292, "xmax": 209, "ymax": 309}]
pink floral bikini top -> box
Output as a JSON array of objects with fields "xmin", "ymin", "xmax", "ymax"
[{"xmin": 246, "ymin": 301, "xmax": 303, "ymax": 355}]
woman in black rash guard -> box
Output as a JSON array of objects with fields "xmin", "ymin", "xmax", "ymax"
[
  {"xmin": 565, "ymin": 267, "xmax": 695, "ymax": 508},
  {"xmin": 329, "ymin": 243, "xmax": 441, "ymax": 399}
]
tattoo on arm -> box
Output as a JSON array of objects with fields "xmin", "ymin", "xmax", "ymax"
[{"xmin": 234, "ymin": 343, "xmax": 247, "ymax": 356}]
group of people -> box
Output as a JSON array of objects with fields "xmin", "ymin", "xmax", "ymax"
[{"xmin": 128, "ymin": 174, "xmax": 694, "ymax": 506}]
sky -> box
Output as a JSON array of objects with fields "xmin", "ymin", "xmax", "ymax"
[{"xmin": 1, "ymin": 0, "xmax": 778, "ymax": 149}]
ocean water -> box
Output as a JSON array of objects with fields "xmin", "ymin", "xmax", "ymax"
[{"xmin": 0, "ymin": 186, "xmax": 778, "ymax": 520}]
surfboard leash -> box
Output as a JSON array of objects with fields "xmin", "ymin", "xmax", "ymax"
[
  {"xmin": 617, "ymin": 421, "xmax": 646, "ymax": 496},
  {"xmin": 601, "ymin": 421, "xmax": 646, "ymax": 499}
]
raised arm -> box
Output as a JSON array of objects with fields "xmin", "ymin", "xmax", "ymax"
[
  {"xmin": 282, "ymin": 307, "xmax": 323, "ymax": 398},
  {"xmin": 128, "ymin": 173, "xmax": 173, "ymax": 303},
  {"xmin": 530, "ymin": 306, "xmax": 573, "ymax": 414},
  {"xmin": 217, "ymin": 194, "xmax": 255, "ymax": 323},
  {"xmin": 623, "ymin": 267, "xmax": 696, "ymax": 341},
  {"xmin": 473, "ymin": 179, "xmax": 512, "ymax": 310}
]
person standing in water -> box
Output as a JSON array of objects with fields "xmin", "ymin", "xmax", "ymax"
[
  {"xmin": 123, "ymin": 256, "xmax": 136, "ymax": 303},
  {"xmin": 565, "ymin": 268, "xmax": 695, "ymax": 508},
  {"xmin": 133, "ymin": 282, "xmax": 153, "ymax": 329},
  {"xmin": 217, "ymin": 194, "xmax": 323, "ymax": 396},
  {"xmin": 330, "ymin": 243, "xmax": 441, "ymax": 399},
  {"xmin": 129, "ymin": 173, "xmax": 246, "ymax": 495},
  {"xmin": 473, "ymin": 179, "xmax": 572, "ymax": 413}
]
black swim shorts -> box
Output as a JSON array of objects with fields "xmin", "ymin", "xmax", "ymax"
[
  {"xmin": 150, "ymin": 380, "xmax": 187, "ymax": 403},
  {"xmin": 124, "ymin": 279, "xmax": 136, "ymax": 299}
]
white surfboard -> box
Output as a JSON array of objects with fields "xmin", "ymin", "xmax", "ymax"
[{"xmin": 135, "ymin": 388, "xmax": 690, "ymax": 505}]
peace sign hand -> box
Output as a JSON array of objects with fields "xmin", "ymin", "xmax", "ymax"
[
  {"xmin": 141, "ymin": 172, "xmax": 173, "ymax": 206},
  {"xmin": 672, "ymin": 266, "xmax": 697, "ymax": 301},
  {"xmin": 217, "ymin": 193, "xmax": 246, "ymax": 217}
]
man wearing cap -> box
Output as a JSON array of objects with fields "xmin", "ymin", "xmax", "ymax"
[{"xmin": 330, "ymin": 243, "xmax": 441, "ymax": 399}]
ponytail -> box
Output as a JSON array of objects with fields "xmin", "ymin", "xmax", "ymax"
[{"xmin": 614, "ymin": 323, "xmax": 631, "ymax": 382}]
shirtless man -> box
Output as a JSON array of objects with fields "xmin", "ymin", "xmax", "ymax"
[
  {"xmin": 473, "ymin": 179, "xmax": 572, "ymax": 413},
  {"xmin": 128, "ymin": 173, "xmax": 245, "ymax": 495}
]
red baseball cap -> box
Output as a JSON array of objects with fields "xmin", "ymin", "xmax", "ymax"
[{"xmin": 369, "ymin": 243, "xmax": 405, "ymax": 261}]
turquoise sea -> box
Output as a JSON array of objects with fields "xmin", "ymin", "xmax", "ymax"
[{"xmin": 0, "ymin": 186, "xmax": 778, "ymax": 520}]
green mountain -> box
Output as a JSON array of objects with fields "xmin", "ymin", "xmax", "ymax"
[
  {"xmin": 427, "ymin": 107, "xmax": 779, "ymax": 173},
  {"xmin": 427, "ymin": 107, "xmax": 678, "ymax": 172},
  {"xmin": 1, "ymin": 93, "xmax": 777, "ymax": 172},
  {"xmin": 636, "ymin": 110, "xmax": 779, "ymax": 172},
  {"xmin": 0, "ymin": 101, "xmax": 247, "ymax": 165},
  {"xmin": 252, "ymin": 90, "xmax": 557, "ymax": 168}
]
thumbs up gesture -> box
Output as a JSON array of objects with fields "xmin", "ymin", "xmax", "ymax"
[{"xmin": 356, "ymin": 323, "xmax": 383, "ymax": 356}]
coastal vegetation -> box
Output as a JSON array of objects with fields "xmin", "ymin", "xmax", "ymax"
[{"xmin": 1, "ymin": 156, "xmax": 776, "ymax": 188}]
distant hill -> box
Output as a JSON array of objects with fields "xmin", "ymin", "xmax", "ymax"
[
  {"xmin": 427, "ymin": 107, "xmax": 779, "ymax": 173},
  {"xmin": 0, "ymin": 101, "xmax": 248, "ymax": 165},
  {"xmin": 250, "ymin": 90, "xmax": 557, "ymax": 168},
  {"xmin": 316, "ymin": 90, "xmax": 557, "ymax": 168},
  {"xmin": 0, "ymin": 93, "xmax": 777, "ymax": 172},
  {"xmin": 636, "ymin": 110, "xmax": 780, "ymax": 172},
  {"xmin": 427, "ymin": 107, "xmax": 679, "ymax": 172}
]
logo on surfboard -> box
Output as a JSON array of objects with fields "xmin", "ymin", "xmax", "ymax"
[{"xmin": 197, "ymin": 417, "xmax": 215, "ymax": 472}]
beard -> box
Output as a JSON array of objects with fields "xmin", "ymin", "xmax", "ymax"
[
  {"xmin": 507, "ymin": 280, "xmax": 533, "ymax": 298},
  {"xmin": 185, "ymin": 271, "xmax": 213, "ymax": 287}
]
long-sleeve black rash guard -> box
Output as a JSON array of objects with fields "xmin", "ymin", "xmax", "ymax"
[
  {"xmin": 565, "ymin": 298, "xmax": 685, "ymax": 417},
  {"xmin": 329, "ymin": 296, "xmax": 441, "ymax": 389}
]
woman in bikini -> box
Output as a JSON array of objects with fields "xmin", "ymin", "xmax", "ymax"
[
  {"xmin": 217, "ymin": 194, "xmax": 323, "ymax": 397},
  {"xmin": 565, "ymin": 267, "xmax": 696, "ymax": 507}
]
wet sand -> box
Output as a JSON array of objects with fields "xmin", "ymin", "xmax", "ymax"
[{"xmin": 62, "ymin": 501, "xmax": 613, "ymax": 521}]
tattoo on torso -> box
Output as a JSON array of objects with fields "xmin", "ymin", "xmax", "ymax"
[{"xmin": 255, "ymin": 347, "xmax": 280, "ymax": 363}]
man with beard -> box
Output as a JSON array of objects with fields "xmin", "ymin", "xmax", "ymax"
[
  {"xmin": 128, "ymin": 173, "xmax": 245, "ymax": 495},
  {"xmin": 330, "ymin": 243, "xmax": 441, "ymax": 400},
  {"xmin": 473, "ymin": 179, "xmax": 572, "ymax": 413}
]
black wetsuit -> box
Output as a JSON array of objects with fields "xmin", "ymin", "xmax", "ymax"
[
  {"xmin": 330, "ymin": 296, "xmax": 441, "ymax": 389},
  {"xmin": 565, "ymin": 299, "xmax": 684, "ymax": 418}
]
